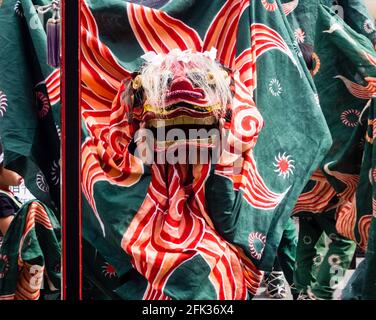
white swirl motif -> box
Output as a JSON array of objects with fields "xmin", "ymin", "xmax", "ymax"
[
  {"xmin": 248, "ymin": 232, "xmax": 266, "ymax": 260},
  {"xmin": 268, "ymin": 78, "xmax": 282, "ymax": 96},
  {"xmin": 364, "ymin": 19, "xmax": 375, "ymax": 34},
  {"xmin": 294, "ymin": 28, "xmax": 306, "ymax": 44},
  {"xmin": 14, "ymin": 0, "xmax": 24, "ymax": 17},
  {"xmin": 0, "ymin": 91, "xmax": 7, "ymax": 117},
  {"xmin": 340, "ymin": 109, "xmax": 361, "ymax": 127},
  {"xmin": 261, "ymin": 0, "xmax": 278, "ymax": 12},
  {"xmin": 36, "ymin": 171, "xmax": 49, "ymax": 193},
  {"xmin": 51, "ymin": 160, "xmax": 60, "ymax": 185}
]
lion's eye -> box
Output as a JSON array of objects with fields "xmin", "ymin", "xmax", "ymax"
[
  {"xmin": 132, "ymin": 75, "xmax": 142, "ymax": 90},
  {"xmin": 159, "ymin": 72, "xmax": 173, "ymax": 86},
  {"xmin": 206, "ymin": 72, "xmax": 216, "ymax": 85}
]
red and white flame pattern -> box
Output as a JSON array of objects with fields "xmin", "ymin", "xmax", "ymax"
[{"xmin": 45, "ymin": 69, "xmax": 60, "ymax": 105}]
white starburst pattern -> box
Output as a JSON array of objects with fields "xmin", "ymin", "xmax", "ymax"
[
  {"xmin": 101, "ymin": 262, "xmax": 117, "ymax": 278},
  {"xmin": 36, "ymin": 171, "xmax": 49, "ymax": 193},
  {"xmin": 248, "ymin": 232, "xmax": 266, "ymax": 260},
  {"xmin": 261, "ymin": 0, "xmax": 278, "ymax": 12},
  {"xmin": 294, "ymin": 28, "xmax": 306, "ymax": 44},
  {"xmin": 51, "ymin": 160, "xmax": 60, "ymax": 185},
  {"xmin": 0, "ymin": 91, "xmax": 7, "ymax": 117},
  {"xmin": 340, "ymin": 109, "xmax": 361, "ymax": 127},
  {"xmin": 273, "ymin": 152, "xmax": 295, "ymax": 179},
  {"xmin": 268, "ymin": 78, "xmax": 282, "ymax": 96},
  {"xmin": 14, "ymin": 0, "xmax": 23, "ymax": 17},
  {"xmin": 364, "ymin": 19, "xmax": 375, "ymax": 34}
]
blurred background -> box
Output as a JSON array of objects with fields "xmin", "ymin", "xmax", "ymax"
[{"xmin": 365, "ymin": 0, "xmax": 376, "ymax": 18}]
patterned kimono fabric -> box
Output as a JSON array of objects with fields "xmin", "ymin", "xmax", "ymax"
[
  {"xmin": 263, "ymin": 217, "xmax": 298, "ymax": 298},
  {"xmin": 0, "ymin": 0, "xmax": 61, "ymax": 300},
  {"xmin": 0, "ymin": 0, "xmax": 61, "ymax": 213},
  {"xmin": 81, "ymin": 0, "xmax": 332, "ymax": 300},
  {"xmin": 0, "ymin": 197, "xmax": 61, "ymax": 300},
  {"xmin": 284, "ymin": 0, "xmax": 376, "ymax": 299}
]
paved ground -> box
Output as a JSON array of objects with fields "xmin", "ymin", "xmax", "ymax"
[{"xmin": 254, "ymin": 259, "xmax": 362, "ymax": 300}]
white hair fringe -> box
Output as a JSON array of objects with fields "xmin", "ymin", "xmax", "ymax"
[{"xmin": 139, "ymin": 50, "xmax": 232, "ymax": 115}]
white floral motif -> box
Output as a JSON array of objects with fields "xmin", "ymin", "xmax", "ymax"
[
  {"xmin": 36, "ymin": 171, "xmax": 49, "ymax": 193},
  {"xmin": 14, "ymin": 0, "xmax": 23, "ymax": 17},
  {"xmin": 294, "ymin": 28, "xmax": 306, "ymax": 44},
  {"xmin": 248, "ymin": 232, "xmax": 266, "ymax": 260},
  {"xmin": 0, "ymin": 91, "xmax": 7, "ymax": 117},
  {"xmin": 340, "ymin": 109, "xmax": 361, "ymax": 127},
  {"xmin": 364, "ymin": 19, "xmax": 375, "ymax": 34},
  {"xmin": 268, "ymin": 79, "xmax": 282, "ymax": 96},
  {"xmin": 273, "ymin": 152, "xmax": 295, "ymax": 179}
]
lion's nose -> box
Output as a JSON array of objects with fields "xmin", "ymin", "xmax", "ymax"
[{"xmin": 169, "ymin": 76, "xmax": 195, "ymax": 92}]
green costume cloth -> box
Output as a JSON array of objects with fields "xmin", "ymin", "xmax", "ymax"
[
  {"xmin": 0, "ymin": 0, "xmax": 61, "ymax": 299},
  {"xmin": 273, "ymin": 218, "xmax": 297, "ymax": 289},
  {"xmin": 265, "ymin": 217, "xmax": 297, "ymax": 296},
  {"xmin": 81, "ymin": 0, "xmax": 331, "ymax": 299},
  {"xmin": 311, "ymin": 232, "xmax": 330, "ymax": 277},
  {"xmin": 264, "ymin": 219, "xmax": 298, "ymax": 298},
  {"xmin": 342, "ymin": 217, "xmax": 376, "ymax": 300},
  {"xmin": 0, "ymin": 0, "xmax": 61, "ymax": 213},
  {"xmin": 284, "ymin": 0, "xmax": 376, "ymax": 299},
  {"xmin": 294, "ymin": 212, "xmax": 356, "ymax": 299},
  {"xmin": 0, "ymin": 193, "xmax": 61, "ymax": 300}
]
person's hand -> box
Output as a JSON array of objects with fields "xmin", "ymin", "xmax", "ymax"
[{"xmin": 0, "ymin": 168, "xmax": 23, "ymax": 186}]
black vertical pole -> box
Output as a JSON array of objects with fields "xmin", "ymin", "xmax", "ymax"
[{"xmin": 62, "ymin": 0, "xmax": 80, "ymax": 300}]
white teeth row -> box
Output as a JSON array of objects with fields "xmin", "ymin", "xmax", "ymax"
[
  {"xmin": 146, "ymin": 116, "xmax": 217, "ymax": 128},
  {"xmin": 155, "ymin": 137, "xmax": 218, "ymax": 148}
]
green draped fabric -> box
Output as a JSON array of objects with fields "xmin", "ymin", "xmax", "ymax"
[
  {"xmin": 0, "ymin": 198, "xmax": 61, "ymax": 300},
  {"xmin": 0, "ymin": 0, "xmax": 61, "ymax": 213},
  {"xmin": 0, "ymin": 0, "xmax": 61, "ymax": 300},
  {"xmin": 284, "ymin": 0, "xmax": 376, "ymax": 299},
  {"xmin": 81, "ymin": 0, "xmax": 331, "ymax": 299}
]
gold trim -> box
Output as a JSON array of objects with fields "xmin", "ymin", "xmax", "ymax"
[
  {"xmin": 155, "ymin": 136, "xmax": 217, "ymax": 148},
  {"xmin": 143, "ymin": 103, "xmax": 222, "ymax": 114},
  {"xmin": 146, "ymin": 115, "xmax": 217, "ymax": 128}
]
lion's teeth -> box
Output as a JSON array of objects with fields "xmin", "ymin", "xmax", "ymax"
[{"xmin": 146, "ymin": 116, "xmax": 217, "ymax": 128}]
